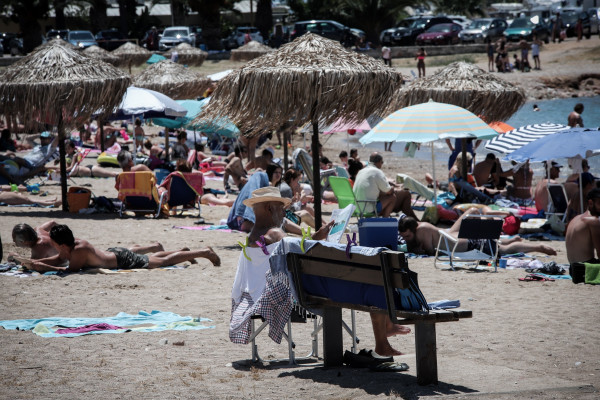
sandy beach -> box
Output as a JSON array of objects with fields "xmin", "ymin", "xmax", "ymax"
[{"xmin": 0, "ymin": 38, "xmax": 599, "ymax": 399}]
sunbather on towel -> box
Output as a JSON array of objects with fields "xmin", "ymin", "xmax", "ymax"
[
  {"xmin": 10, "ymin": 221, "xmax": 165, "ymax": 263},
  {"xmin": 233, "ymin": 186, "xmax": 409, "ymax": 357},
  {"xmin": 64, "ymin": 140, "xmax": 118, "ymax": 178},
  {"xmin": 566, "ymin": 188, "xmax": 600, "ymax": 263},
  {"xmin": 398, "ymin": 207, "xmax": 557, "ymax": 257},
  {"xmin": 16, "ymin": 224, "xmax": 220, "ymax": 272}
]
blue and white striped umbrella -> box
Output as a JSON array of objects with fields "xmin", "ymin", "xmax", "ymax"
[
  {"xmin": 485, "ymin": 123, "xmax": 569, "ymax": 154},
  {"xmin": 360, "ymin": 100, "xmax": 498, "ymax": 145},
  {"xmin": 503, "ymin": 128, "xmax": 600, "ymax": 162}
]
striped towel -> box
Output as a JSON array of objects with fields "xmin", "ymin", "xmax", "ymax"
[{"xmin": 115, "ymin": 171, "xmax": 158, "ymax": 202}]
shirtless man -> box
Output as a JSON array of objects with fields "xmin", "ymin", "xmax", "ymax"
[
  {"xmin": 117, "ymin": 150, "xmax": 151, "ymax": 172},
  {"xmin": 567, "ymin": 103, "xmax": 584, "ymax": 128},
  {"xmin": 566, "ymin": 172, "xmax": 596, "ymax": 223},
  {"xmin": 17, "ymin": 224, "xmax": 220, "ymax": 273},
  {"xmin": 223, "ymin": 145, "xmax": 248, "ymax": 191},
  {"xmin": 534, "ymin": 161, "xmax": 561, "ymax": 212},
  {"xmin": 11, "ymin": 221, "xmax": 164, "ymax": 261},
  {"xmin": 507, "ymin": 161, "xmax": 533, "ymax": 202},
  {"xmin": 245, "ymin": 148, "xmax": 273, "ymax": 172},
  {"xmin": 472, "ymin": 153, "xmax": 500, "ymax": 188},
  {"xmin": 398, "ymin": 208, "xmax": 557, "ymax": 256},
  {"xmin": 565, "ymin": 188, "xmax": 600, "ymax": 263}
]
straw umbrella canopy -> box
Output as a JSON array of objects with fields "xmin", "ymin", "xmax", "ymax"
[
  {"xmin": 83, "ymin": 45, "xmax": 120, "ymax": 65},
  {"xmin": 388, "ymin": 61, "xmax": 526, "ymax": 179},
  {"xmin": 197, "ymin": 33, "xmax": 403, "ymax": 228},
  {"xmin": 0, "ymin": 40, "xmax": 131, "ymax": 211},
  {"xmin": 133, "ymin": 60, "xmax": 212, "ymax": 100},
  {"xmin": 388, "ymin": 61, "xmax": 526, "ymax": 122},
  {"xmin": 112, "ymin": 41, "xmax": 152, "ymax": 69},
  {"xmin": 230, "ymin": 40, "xmax": 274, "ymax": 62},
  {"xmin": 163, "ymin": 43, "xmax": 208, "ymax": 66}
]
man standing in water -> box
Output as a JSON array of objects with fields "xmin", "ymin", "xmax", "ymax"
[{"xmin": 568, "ymin": 103, "xmax": 584, "ymax": 127}]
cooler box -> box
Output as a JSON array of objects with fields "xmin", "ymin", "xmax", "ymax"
[
  {"xmin": 67, "ymin": 187, "xmax": 91, "ymax": 213},
  {"xmin": 358, "ymin": 218, "xmax": 398, "ymax": 250}
]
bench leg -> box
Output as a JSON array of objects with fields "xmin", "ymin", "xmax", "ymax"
[
  {"xmin": 414, "ymin": 322, "xmax": 438, "ymax": 385},
  {"xmin": 322, "ymin": 307, "xmax": 343, "ymax": 367}
]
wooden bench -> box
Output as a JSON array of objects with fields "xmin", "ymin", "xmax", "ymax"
[{"xmin": 286, "ymin": 243, "xmax": 472, "ymax": 385}]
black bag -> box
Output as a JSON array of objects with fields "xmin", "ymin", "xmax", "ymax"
[{"xmin": 397, "ymin": 270, "xmax": 429, "ymax": 312}]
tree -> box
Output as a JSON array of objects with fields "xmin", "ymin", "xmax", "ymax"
[
  {"xmin": 430, "ymin": 0, "xmax": 487, "ymax": 18},
  {"xmin": 0, "ymin": 0, "xmax": 49, "ymax": 53},
  {"xmin": 255, "ymin": 0, "xmax": 272, "ymax": 42},
  {"xmin": 188, "ymin": 0, "xmax": 236, "ymax": 50},
  {"xmin": 87, "ymin": 0, "xmax": 109, "ymax": 33},
  {"xmin": 171, "ymin": 0, "xmax": 187, "ymax": 26}
]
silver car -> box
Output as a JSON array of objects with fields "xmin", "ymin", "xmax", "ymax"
[
  {"xmin": 458, "ymin": 18, "xmax": 508, "ymax": 43},
  {"xmin": 159, "ymin": 26, "xmax": 196, "ymax": 51}
]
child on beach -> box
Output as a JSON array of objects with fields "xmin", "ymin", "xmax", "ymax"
[
  {"xmin": 531, "ymin": 35, "xmax": 542, "ymax": 70},
  {"xmin": 415, "ymin": 48, "xmax": 426, "ymax": 77},
  {"xmin": 486, "ymin": 37, "xmax": 494, "ymax": 72}
]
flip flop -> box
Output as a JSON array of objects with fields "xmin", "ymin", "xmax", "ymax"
[
  {"xmin": 519, "ymin": 274, "xmax": 555, "ymax": 282},
  {"xmin": 369, "ymin": 362, "xmax": 410, "ymax": 372}
]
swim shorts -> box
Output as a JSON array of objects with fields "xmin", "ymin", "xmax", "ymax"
[
  {"xmin": 106, "ymin": 247, "xmax": 149, "ymax": 269},
  {"xmin": 466, "ymin": 239, "xmax": 497, "ymax": 256}
]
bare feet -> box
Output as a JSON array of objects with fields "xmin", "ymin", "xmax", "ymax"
[
  {"xmin": 539, "ymin": 245, "xmax": 557, "ymax": 256},
  {"xmin": 375, "ymin": 342, "xmax": 404, "ymax": 357},
  {"xmin": 386, "ymin": 324, "xmax": 411, "ymax": 337},
  {"xmin": 206, "ymin": 247, "xmax": 221, "ymax": 266}
]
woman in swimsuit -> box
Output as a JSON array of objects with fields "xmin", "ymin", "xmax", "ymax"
[
  {"xmin": 63, "ymin": 140, "xmax": 118, "ymax": 178},
  {"xmin": 415, "ymin": 48, "xmax": 427, "ymax": 77}
]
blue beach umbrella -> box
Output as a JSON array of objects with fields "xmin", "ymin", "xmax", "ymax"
[{"xmin": 485, "ymin": 123, "xmax": 569, "ymax": 154}]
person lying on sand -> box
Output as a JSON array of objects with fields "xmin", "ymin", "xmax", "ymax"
[
  {"xmin": 565, "ymin": 188, "xmax": 600, "ymax": 263},
  {"xmin": 15, "ymin": 224, "xmax": 220, "ymax": 273},
  {"xmin": 11, "ymin": 221, "xmax": 165, "ymax": 261},
  {"xmin": 0, "ymin": 192, "xmax": 62, "ymax": 208},
  {"xmin": 398, "ymin": 207, "xmax": 557, "ymax": 257}
]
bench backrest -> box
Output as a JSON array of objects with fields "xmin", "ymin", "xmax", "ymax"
[
  {"xmin": 286, "ymin": 243, "xmax": 412, "ymax": 323},
  {"xmin": 548, "ymin": 183, "xmax": 568, "ymax": 214}
]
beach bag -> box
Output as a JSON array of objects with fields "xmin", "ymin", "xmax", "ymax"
[
  {"xmin": 397, "ymin": 270, "xmax": 429, "ymax": 312},
  {"xmin": 421, "ymin": 205, "xmax": 439, "ymax": 225},
  {"xmin": 502, "ymin": 215, "xmax": 521, "ymax": 235}
]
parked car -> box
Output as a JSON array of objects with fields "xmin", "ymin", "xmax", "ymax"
[
  {"xmin": 67, "ymin": 30, "xmax": 98, "ymax": 49},
  {"xmin": 415, "ymin": 23, "xmax": 462, "ymax": 45},
  {"xmin": 159, "ymin": 26, "xmax": 196, "ymax": 51},
  {"xmin": 504, "ymin": 17, "xmax": 550, "ymax": 43},
  {"xmin": 588, "ymin": 8, "xmax": 600, "ymax": 35},
  {"xmin": 447, "ymin": 15, "xmax": 472, "ymax": 29},
  {"xmin": 458, "ymin": 18, "xmax": 508, "ymax": 43},
  {"xmin": 380, "ymin": 19, "xmax": 413, "ymax": 46},
  {"xmin": 560, "ymin": 8, "xmax": 592, "ymax": 38},
  {"xmin": 95, "ymin": 29, "xmax": 126, "ymax": 51},
  {"xmin": 391, "ymin": 16, "xmax": 454, "ymax": 46},
  {"xmin": 290, "ymin": 20, "xmax": 346, "ymax": 42},
  {"xmin": 222, "ymin": 27, "xmax": 264, "ymax": 49},
  {"xmin": 46, "ymin": 29, "xmax": 69, "ymax": 41}
]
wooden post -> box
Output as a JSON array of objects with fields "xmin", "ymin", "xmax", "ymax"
[
  {"xmin": 322, "ymin": 307, "xmax": 343, "ymax": 366},
  {"xmin": 461, "ymin": 138, "xmax": 468, "ymax": 180},
  {"xmin": 415, "ymin": 322, "xmax": 438, "ymax": 385},
  {"xmin": 99, "ymin": 123, "xmax": 105, "ymax": 153},
  {"xmin": 57, "ymin": 114, "xmax": 69, "ymax": 212},
  {"xmin": 164, "ymin": 128, "xmax": 170, "ymax": 164},
  {"xmin": 311, "ymin": 122, "xmax": 322, "ymax": 229},
  {"xmin": 283, "ymin": 129, "xmax": 289, "ymax": 170}
]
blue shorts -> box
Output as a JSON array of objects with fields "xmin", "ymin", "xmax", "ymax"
[{"xmin": 376, "ymin": 201, "xmax": 382, "ymax": 214}]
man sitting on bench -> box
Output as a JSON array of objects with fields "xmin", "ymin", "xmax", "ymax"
[
  {"xmin": 230, "ymin": 186, "xmax": 411, "ymax": 357},
  {"xmin": 398, "ymin": 208, "xmax": 557, "ymax": 256}
]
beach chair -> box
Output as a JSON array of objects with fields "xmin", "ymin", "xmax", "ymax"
[
  {"xmin": 547, "ymin": 183, "xmax": 568, "ymax": 222},
  {"xmin": 154, "ymin": 168, "xmax": 170, "ymax": 185},
  {"xmin": 434, "ymin": 215, "xmax": 503, "ymax": 271},
  {"xmin": 160, "ymin": 171, "xmax": 204, "ymax": 218},
  {"xmin": 297, "ymin": 150, "xmax": 335, "ymax": 193},
  {"xmin": 115, "ymin": 171, "xmax": 166, "ymax": 218},
  {"xmin": 328, "ymin": 176, "xmax": 377, "ymax": 219},
  {"xmin": 334, "ymin": 165, "xmax": 349, "ymax": 179}
]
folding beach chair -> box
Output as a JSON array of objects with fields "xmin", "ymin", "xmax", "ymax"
[
  {"xmin": 434, "ymin": 215, "xmax": 503, "ymax": 271},
  {"xmin": 115, "ymin": 171, "xmax": 166, "ymax": 218},
  {"xmin": 547, "ymin": 183, "xmax": 568, "ymax": 223},
  {"xmin": 334, "ymin": 165, "xmax": 349, "ymax": 179},
  {"xmin": 328, "ymin": 176, "xmax": 377, "ymax": 220},
  {"xmin": 297, "ymin": 151, "xmax": 335, "ymax": 194},
  {"xmin": 159, "ymin": 171, "xmax": 204, "ymax": 218}
]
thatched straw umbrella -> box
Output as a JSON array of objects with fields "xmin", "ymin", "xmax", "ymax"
[
  {"xmin": 112, "ymin": 41, "xmax": 152, "ymax": 70},
  {"xmin": 38, "ymin": 38, "xmax": 79, "ymax": 51},
  {"xmin": 0, "ymin": 40, "xmax": 131, "ymax": 211},
  {"xmin": 133, "ymin": 60, "xmax": 212, "ymax": 100},
  {"xmin": 83, "ymin": 45, "xmax": 120, "ymax": 65},
  {"xmin": 388, "ymin": 61, "xmax": 525, "ymax": 122},
  {"xmin": 388, "ymin": 61, "xmax": 526, "ymax": 178},
  {"xmin": 197, "ymin": 33, "xmax": 403, "ymax": 227},
  {"xmin": 230, "ymin": 40, "xmax": 274, "ymax": 62},
  {"xmin": 163, "ymin": 43, "xmax": 208, "ymax": 66}
]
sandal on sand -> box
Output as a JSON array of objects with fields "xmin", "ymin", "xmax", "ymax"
[
  {"xmin": 519, "ymin": 273, "xmax": 555, "ymax": 282},
  {"xmin": 369, "ymin": 362, "xmax": 410, "ymax": 372},
  {"xmin": 344, "ymin": 349, "xmax": 393, "ymax": 368}
]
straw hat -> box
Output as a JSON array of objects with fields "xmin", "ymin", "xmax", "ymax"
[{"xmin": 242, "ymin": 187, "xmax": 291, "ymax": 207}]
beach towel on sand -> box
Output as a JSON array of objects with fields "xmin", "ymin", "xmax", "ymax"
[{"xmin": 0, "ymin": 310, "xmax": 214, "ymax": 337}]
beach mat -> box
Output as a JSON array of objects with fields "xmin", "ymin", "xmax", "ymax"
[
  {"xmin": 173, "ymin": 225, "xmax": 234, "ymax": 232},
  {"xmin": 0, "ymin": 310, "xmax": 214, "ymax": 338}
]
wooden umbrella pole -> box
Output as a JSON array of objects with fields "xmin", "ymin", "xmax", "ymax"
[
  {"xmin": 164, "ymin": 128, "xmax": 170, "ymax": 164},
  {"xmin": 461, "ymin": 138, "xmax": 468, "ymax": 180},
  {"xmin": 57, "ymin": 114, "xmax": 69, "ymax": 212},
  {"xmin": 283, "ymin": 129, "xmax": 289, "ymax": 170},
  {"xmin": 312, "ymin": 122, "xmax": 322, "ymax": 230},
  {"xmin": 100, "ymin": 122, "xmax": 105, "ymax": 153}
]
